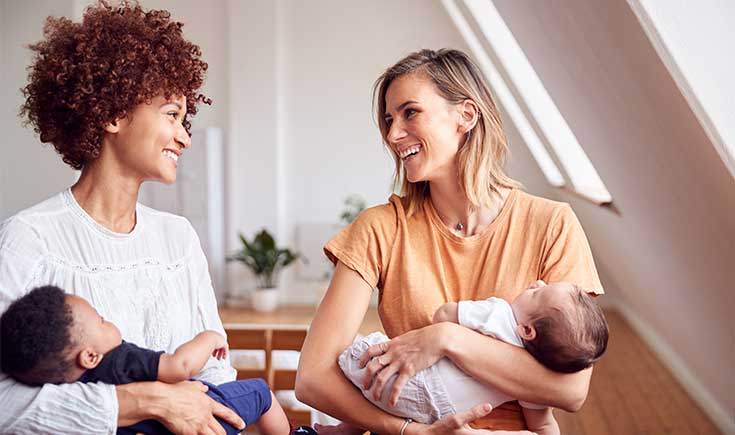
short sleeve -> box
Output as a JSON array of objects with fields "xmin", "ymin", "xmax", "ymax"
[
  {"xmin": 458, "ymin": 298, "xmax": 524, "ymax": 347},
  {"xmin": 540, "ymin": 205, "xmax": 603, "ymax": 295},
  {"xmin": 83, "ymin": 342, "xmax": 163, "ymax": 384},
  {"xmin": 324, "ymin": 203, "xmax": 398, "ymax": 289}
]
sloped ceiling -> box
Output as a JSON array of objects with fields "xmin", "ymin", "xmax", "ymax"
[{"xmin": 486, "ymin": 0, "xmax": 734, "ymax": 426}]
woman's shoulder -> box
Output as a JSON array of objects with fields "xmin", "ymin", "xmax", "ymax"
[
  {"xmin": 3, "ymin": 191, "xmax": 68, "ymax": 225},
  {"xmin": 510, "ymin": 189, "xmax": 574, "ymax": 222},
  {"xmin": 0, "ymin": 191, "xmax": 68, "ymax": 247},
  {"xmin": 351, "ymin": 195, "xmax": 404, "ymax": 228}
]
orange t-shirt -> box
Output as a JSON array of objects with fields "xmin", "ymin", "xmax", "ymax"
[{"xmin": 324, "ymin": 189, "xmax": 603, "ymax": 429}]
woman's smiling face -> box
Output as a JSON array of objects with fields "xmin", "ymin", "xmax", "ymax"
[
  {"xmin": 384, "ymin": 73, "xmax": 465, "ymax": 183},
  {"xmin": 107, "ymin": 94, "xmax": 191, "ymax": 185}
]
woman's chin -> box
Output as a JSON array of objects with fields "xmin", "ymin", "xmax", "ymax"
[
  {"xmin": 405, "ymin": 170, "xmax": 426, "ymax": 184},
  {"xmin": 156, "ymin": 171, "xmax": 177, "ymax": 185}
]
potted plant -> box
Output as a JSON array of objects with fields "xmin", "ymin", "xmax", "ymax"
[
  {"xmin": 227, "ymin": 229, "xmax": 300, "ymax": 312},
  {"xmin": 339, "ymin": 194, "xmax": 367, "ymax": 226}
]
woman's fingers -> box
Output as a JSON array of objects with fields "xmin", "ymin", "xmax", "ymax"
[
  {"xmin": 371, "ymin": 359, "xmax": 400, "ymax": 401},
  {"xmin": 451, "ymin": 402, "xmax": 493, "ymax": 427},
  {"xmin": 424, "ymin": 403, "xmax": 496, "ymax": 435},
  {"xmin": 359, "ymin": 341, "xmax": 389, "ymax": 368},
  {"xmin": 210, "ymin": 400, "xmax": 245, "ymax": 431},
  {"xmin": 362, "ymin": 355, "xmax": 389, "ymax": 390},
  {"xmin": 388, "ymin": 371, "xmax": 412, "ymax": 406},
  {"xmin": 191, "ymin": 380, "xmax": 209, "ymax": 392},
  {"xmin": 206, "ymin": 416, "xmax": 226, "ymax": 435}
]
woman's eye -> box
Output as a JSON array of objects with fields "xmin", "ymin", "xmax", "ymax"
[
  {"xmin": 167, "ymin": 112, "xmax": 179, "ymax": 119},
  {"xmin": 405, "ymin": 108, "xmax": 417, "ymax": 118}
]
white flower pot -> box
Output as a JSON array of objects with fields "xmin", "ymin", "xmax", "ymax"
[{"xmin": 251, "ymin": 287, "xmax": 280, "ymax": 312}]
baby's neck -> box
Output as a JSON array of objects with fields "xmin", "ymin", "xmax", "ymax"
[{"xmin": 65, "ymin": 360, "xmax": 88, "ymax": 383}]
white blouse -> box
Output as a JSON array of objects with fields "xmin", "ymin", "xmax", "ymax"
[{"xmin": 0, "ymin": 189, "xmax": 236, "ymax": 434}]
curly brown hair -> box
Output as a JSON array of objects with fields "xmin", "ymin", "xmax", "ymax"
[{"xmin": 20, "ymin": 0, "xmax": 210, "ymax": 170}]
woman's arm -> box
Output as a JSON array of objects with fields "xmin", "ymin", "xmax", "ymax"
[
  {"xmin": 297, "ymin": 267, "xmax": 503, "ymax": 435},
  {"xmin": 295, "ymin": 262, "xmax": 410, "ymax": 434},
  {"xmin": 0, "ymin": 373, "xmax": 117, "ymax": 435},
  {"xmin": 359, "ymin": 321, "xmax": 590, "ymax": 413},
  {"xmin": 443, "ymin": 323, "xmax": 592, "ymax": 412},
  {"xmin": 432, "ymin": 287, "xmax": 589, "ymax": 410}
]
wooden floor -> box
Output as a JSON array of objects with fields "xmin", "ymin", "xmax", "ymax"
[{"xmin": 554, "ymin": 310, "xmax": 722, "ymax": 435}]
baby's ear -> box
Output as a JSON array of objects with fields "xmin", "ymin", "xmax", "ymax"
[
  {"xmin": 516, "ymin": 323, "xmax": 537, "ymax": 342},
  {"xmin": 77, "ymin": 348, "xmax": 103, "ymax": 370}
]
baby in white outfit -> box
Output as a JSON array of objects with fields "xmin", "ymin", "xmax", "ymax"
[{"xmin": 339, "ymin": 281, "xmax": 608, "ymax": 435}]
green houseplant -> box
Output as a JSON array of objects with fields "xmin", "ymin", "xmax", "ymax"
[{"xmin": 227, "ymin": 229, "xmax": 300, "ymax": 311}]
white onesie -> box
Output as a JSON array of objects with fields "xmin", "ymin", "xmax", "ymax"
[{"xmin": 339, "ymin": 297, "xmax": 544, "ymax": 424}]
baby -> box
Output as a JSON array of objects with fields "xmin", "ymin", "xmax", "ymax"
[
  {"xmin": 0, "ymin": 285, "xmax": 290, "ymax": 435},
  {"xmin": 339, "ymin": 281, "xmax": 609, "ymax": 435}
]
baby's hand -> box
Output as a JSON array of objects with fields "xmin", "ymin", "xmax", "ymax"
[
  {"xmin": 212, "ymin": 344, "xmax": 228, "ymax": 360},
  {"xmin": 202, "ymin": 331, "xmax": 228, "ymax": 360},
  {"xmin": 432, "ymin": 302, "xmax": 459, "ymax": 324}
]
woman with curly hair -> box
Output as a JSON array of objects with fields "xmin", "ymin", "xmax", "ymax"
[{"xmin": 0, "ymin": 2, "xmax": 277, "ymax": 434}]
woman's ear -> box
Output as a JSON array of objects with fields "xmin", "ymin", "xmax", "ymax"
[
  {"xmin": 104, "ymin": 118, "xmax": 122, "ymax": 134},
  {"xmin": 457, "ymin": 99, "xmax": 480, "ymax": 134},
  {"xmin": 77, "ymin": 347, "xmax": 103, "ymax": 370},
  {"xmin": 516, "ymin": 323, "xmax": 537, "ymax": 342}
]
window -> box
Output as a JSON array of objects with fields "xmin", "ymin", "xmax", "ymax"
[{"xmin": 443, "ymin": 0, "xmax": 613, "ymax": 204}]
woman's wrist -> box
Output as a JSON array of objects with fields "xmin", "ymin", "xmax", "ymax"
[
  {"xmin": 436, "ymin": 321, "xmax": 464, "ymax": 358},
  {"xmin": 116, "ymin": 381, "xmax": 166, "ymax": 426},
  {"xmin": 404, "ymin": 421, "xmax": 427, "ymax": 435}
]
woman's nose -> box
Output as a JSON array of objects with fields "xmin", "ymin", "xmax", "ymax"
[
  {"xmin": 387, "ymin": 120, "xmax": 407, "ymax": 144},
  {"xmin": 175, "ymin": 123, "xmax": 191, "ymax": 149}
]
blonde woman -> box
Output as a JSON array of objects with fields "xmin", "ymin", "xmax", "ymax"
[{"xmin": 296, "ymin": 49, "xmax": 603, "ymax": 434}]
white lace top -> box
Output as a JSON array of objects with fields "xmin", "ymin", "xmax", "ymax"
[{"xmin": 0, "ymin": 189, "xmax": 236, "ymax": 435}]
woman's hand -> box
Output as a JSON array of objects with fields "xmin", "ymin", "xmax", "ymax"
[
  {"xmin": 155, "ymin": 381, "xmax": 245, "ymax": 435},
  {"xmin": 408, "ymin": 404, "xmax": 538, "ymax": 435},
  {"xmin": 358, "ymin": 322, "xmax": 450, "ymax": 406}
]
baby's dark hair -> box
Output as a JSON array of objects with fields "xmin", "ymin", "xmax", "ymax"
[
  {"xmin": 523, "ymin": 286, "xmax": 609, "ymax": 373},
  {"xmin": 0, "ymin": 286, "xmax": 77, "ymax": 385}
]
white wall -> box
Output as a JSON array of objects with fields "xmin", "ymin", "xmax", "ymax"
[
  {"xmin": 493, "ymin": 0, "xmax": 735, "ymax": 429},
  {"xmin": 0, "ymin": 0, "xmax": 77, "ymax": 221},
  {"xmin": 225, "ymin": 0, "xmax": 552, "ymax": 303}
]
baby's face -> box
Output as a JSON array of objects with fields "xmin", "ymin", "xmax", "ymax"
[
  {"xmin": 511, "ymin": 282, "xmax": 575, "ymax": 324},
  {"xmin": 66, "ymin": 295, "xmax": 122, "ymax": 355}
]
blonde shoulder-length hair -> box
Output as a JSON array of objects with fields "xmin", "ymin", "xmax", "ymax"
[{"xmin": 373, "ymin": 48, "xmax": 520, "ymax": 217}]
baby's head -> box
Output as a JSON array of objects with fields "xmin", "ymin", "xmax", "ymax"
[
  {"xmin": 0, "ymin": 285, "xmax": 122, "ymax": 385},
  {"xmin": 511, "ymin": 282, "xmax": 608, "ymax": 373}
]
